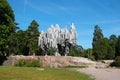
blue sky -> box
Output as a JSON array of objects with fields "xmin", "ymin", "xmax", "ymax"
[{"xmin": 8, "ymin": 0, "xmax": 120, "ymax": 49}]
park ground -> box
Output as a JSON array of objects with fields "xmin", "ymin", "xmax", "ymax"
[
  {"xmin": 76, "ymin": 67, "xmax": 120, "ymax": 80},
  {"xmin": 0, "ymin": 66, "xmax": 120, "ymax": 80},
  {"xmin": 0, "ymin": 66, "xmax": 94, "ymax": 80}
]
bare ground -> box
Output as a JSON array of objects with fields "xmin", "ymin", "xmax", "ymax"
[{"xmin": 76, "ymin": 67, "xmax": 120, "ymax": 80}]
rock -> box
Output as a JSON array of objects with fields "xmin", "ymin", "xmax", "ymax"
[
  {"xmin": 36, "ymin": 68, "xmax": 44, "ymax": 71},
  {"xmin": 70, "ymin": 57, "xmax": 96, "ymax": 66},
  {"xmin": 101, "ymin": 60, "xmax": 114, "ymax": 64},
  {"xmin": 4, "ymin": 56, "xmax": 111, "ymax": 68},
  {"xmin": 95, "ymin": 62, "xmax": 109, "ymax": 69}
]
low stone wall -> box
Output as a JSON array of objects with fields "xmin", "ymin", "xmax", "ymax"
[{"xmin": 3, "ymin": 55, "xmax": 96, "ymax": 68}]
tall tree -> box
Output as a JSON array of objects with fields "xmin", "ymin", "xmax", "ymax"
[
  {"xmin": 94, "ymin": 38, "xmax": 110, "ymax": 60},
  {"xmin": 92, "ymin": 25, "xmax": 104, "ymax": 45},
  {"xmin": 92, "ymin": 25, "xmax": 104, "ymax": 60},
  {"xmin": 27, "ymin": 20, "xmax": 39, "ymax": 55},
  {"xmin": 108, "ymin": 34, "xmax": 118, "ymax": 59},
  {"xmin": 104, "ymin": 38, "xmax": 115, "ymax": 59},
  {"xmin": 9, "ymin": 30, "xmax": 29, "ymax": 55},
  {"xmin": 116, "ymin": 36, "xmax": 120, "ymax": 56},
  {"xmin": 0, "ymin": 0, "xmax": 16, "ymax": 56},
  {"xmin": 109, "ymin": 34, "xmax": 118, "ymax": 43}
]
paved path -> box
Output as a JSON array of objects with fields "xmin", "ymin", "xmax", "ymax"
[{"xmin": 77, "ymin": 67, "xmax": 120, "ymax": 80}]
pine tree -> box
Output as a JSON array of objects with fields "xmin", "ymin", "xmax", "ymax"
[
  {"xmin": 27, "ymin": 20, "xmax": 39, "ymax": 55},
  {"xmin": 0, "ymin": 0, "xmax": 16, "ymax": 56},
  {"xmin": 108, "ymin": 34, "xmax": 118, "ymax": 59},
  {"xmin": 92, "ymin": 25, "xmax": 104, "ymax": 60},
  {"xmin": 116, "ymin": 36, "xmax": 120, "ymax": 56},
  {"xmin": 92, "ymin": 25, "xmax": 104, "ymax": 45},
  {"xmin": 9, "ymin": 30, "xmax": 29, "ymax": 55}
]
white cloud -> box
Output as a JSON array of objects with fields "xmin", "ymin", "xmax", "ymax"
[
  {"xmin": 22, "ymin": 0, "xmax": 73, "ymax": 15},
  {"xmin": 23, "ymin": 0, "xmax": 53, "ymax": 15}
]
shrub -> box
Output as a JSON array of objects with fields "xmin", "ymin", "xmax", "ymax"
[
  {"xmin": 90, "ymin": 55, "xmax": 95, "ymax": 61},
  {"xmin": 15, "ymin": 59, "xmax": 41, "ymax": 67},
  {"xmin": 110, "ymin": 56, "xmax": 120, "ymax": 67},
  {"xmin": 115, "ymin": 56, "xmax": 120, "ymax": 61}
]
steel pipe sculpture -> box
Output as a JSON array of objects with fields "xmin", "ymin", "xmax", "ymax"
[{"xmin": 38, "ymin": 23, "xmax": 77, "ymax": 56}]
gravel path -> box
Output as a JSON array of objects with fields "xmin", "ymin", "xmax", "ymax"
[{"xmin": 77, "ymin": 67, "xmax": 120, "ymax": 80}]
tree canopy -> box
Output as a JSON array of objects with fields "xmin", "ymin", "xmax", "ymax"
[
  {"xmin": 116, "ymin": 36, "xmax": 120, "ymax": 56},
  {"xmin": 0, "ymin": 0, "xmax": 16, "ymax": 56},
  {"xmin": 92, "ymin": 25, "xmax": 104, "ymax": 60},
  {"xmin": 92, "ymin": 25, "xmax": 116, "ymax": 60},
  {"xmin": 27, "ymin": 20, "xmax": 39, "ymax": 55}
]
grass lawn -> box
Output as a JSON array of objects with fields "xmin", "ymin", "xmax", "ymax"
[{"xmin": 0, "ymin": 66, "xmax": 94, "ymax": 80}]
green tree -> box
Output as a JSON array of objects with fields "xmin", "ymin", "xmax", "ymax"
[
  {"xmin": 92, "ymin": 25, "xmax": 104, "ymax": 60},
  {"xmin": 84, "ymin": 48, "xmax": 95, "ymax": 60},
  {"xmin": 116, "ymin": 36, "xmax": 120, "ymax": 56},
  {"xmin": 106, "ymin": 38, "xmax": 115, "ymax": 59},
  {"xmin": 0, "ymin": 0, "xmax": 16, "ymax": 56},
  {"xmin": 92, "ymin": 25, "xmax": 115, "ymax": 60},
  {"xmin": 92, "ymin": 25, "xmax": 104, "ymax": 45},
  {"xmin": 27, "ymin": 20, "xmax": 39, "ymax": 55},
  {"xmin": 108, "ymin": 34, "xmax": 118, "ymax": 59},
  {"xmin": 94, "ymin": 38, "xmax": 109, "ymax": 60},
  {"xmin": 17, "ymin": 30, "xmax": 29, "ymax": 55},
  {"xmin": 9, "ymin": 30, "xmax": 29, "ymax": 55},
  {"xmin": 69, "ymin": 45, "xmax": 84, "ymax": 56},
  {"xmin": 109, "ymin": 34, "xmax": 118, "ymax": 43}
]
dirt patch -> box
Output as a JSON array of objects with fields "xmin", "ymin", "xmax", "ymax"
[{"xmin": 77, "ymin": 67, "xmax": 120, "ymax": 80}]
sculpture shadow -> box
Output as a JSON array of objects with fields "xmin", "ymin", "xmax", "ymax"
[{"xmin": 0, "ymin": 56, "xmax": 7, "ymax": 65}]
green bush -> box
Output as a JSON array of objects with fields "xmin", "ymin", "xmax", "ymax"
[
  {"xmin": 90, "ymin": 55, "xmax": 95, "ymax": 61},
  {"xmin": 111, "ymin": 56, "xmax": 120, "ymax": 67},
  {"xmin": 15, "ymin": 59, "xmax": 41, "ymax": 67},
  {"xmin": 115, "ymin": 56, "xmax": 120, "ymax": 61}
]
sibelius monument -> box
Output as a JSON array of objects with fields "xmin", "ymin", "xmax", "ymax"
[{"xmin": 38, "ymin": 23, "xmax": 77, "ymax": 56}]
